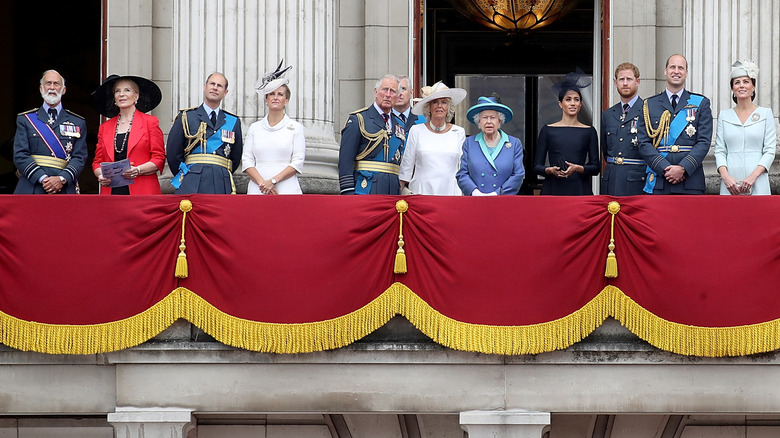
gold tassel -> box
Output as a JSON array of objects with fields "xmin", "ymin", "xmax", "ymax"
[
  {"xmin": 394, "ymin": 200, "xmax": 409, "ymax": 274},
  {"xmin": 605, "ymin": 201, "xmax": 620, "ymax": 278},
  {"xmin": 175, "ymin": 199, "xmax": 193, "ymax": 278}
]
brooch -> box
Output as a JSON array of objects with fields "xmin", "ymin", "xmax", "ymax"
[
  {"xmin": 751, "ymin": 113, "xmax": 760, "ymax": 122},
  {"xmin": 504, "ymin": 142, "xmax": 511, "ymax": 148}
]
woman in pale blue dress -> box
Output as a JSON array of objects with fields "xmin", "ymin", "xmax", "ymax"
[{"xmin": 714, "ymin": 60, "xmax": 777, "ymax": 195}]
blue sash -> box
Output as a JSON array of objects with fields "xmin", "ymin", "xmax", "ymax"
[
  {"xmin": 24, "ymin": 113, "xmax": 66, "ymax": 159},
  {"xmin": 172, "ymin": 113, "xmax": 238, "ymax": 189},
  {"xmin": 355, "ymin": 115, "xmax": 404, "ymax": 194},
  {"xmin": 643, "ymin": 94, "xmax": 703, "ymax": 193}
]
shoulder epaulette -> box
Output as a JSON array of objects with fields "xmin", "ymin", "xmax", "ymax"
[
  {"xmin": 173, "ymin": 106, "xmax": 198, "ymax": 121},
  {"xmin": 222, "ymin": 109, "xmax": 238, "ymax": 117},
  {"xmin": 64, "ymin": 109, "xmax": 85, "ymax": 120},
  {"xmin": 18, "ymin": 108, "xmax": 38, "ymax": 116},
  {"xmin": 689, "ymin": 92, "xmax": 705, "ymax": 97},
  {"xmin": 349, "ymin": 106, "xmax": 370, "ymax": 115}
]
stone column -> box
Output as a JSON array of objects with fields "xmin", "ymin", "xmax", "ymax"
[
  {"xmin": 171, "ymin": 0, "xmax": 339, "ymax": 193},
  {"xmin": 460, "ymin": 410, "xmax": 550, "ymax": 438},
  {"xmin": 682, "ymin": 0, "xmax": 780, "ymax": 193},
  {"xmin": 108, "ymin": 407, "xmax": 195, "ymax": 438}
]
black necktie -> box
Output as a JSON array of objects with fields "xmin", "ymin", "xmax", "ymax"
[
  {"xmin": 210, "ymin": 111, "xmax": 217, "ymax": 127},
  {"xmin": 400, "ymin": 113, "xmax": 407, "ymax": 123},
  {"xmin": 48, "ymin": 108, "xmax": 57, "ymax": 122},
  {"xmin": 622, "ymin": 103, "xmax": 629, "ymax": 115},
  {"xmin": 381, "ymin": 113, "xmax": 389, "ymax": 123},
  {"xmin": 671, "ymin": 94, "xmax": 678, "ymax": 111}
]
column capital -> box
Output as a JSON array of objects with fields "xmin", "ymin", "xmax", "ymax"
[
  {"xmin": 460, "ymin": 409, "xmax": 550, "ymax": 438},
  {"xmin": 108, "ymin": 407, "xmax": 195, "ymax": 438}
]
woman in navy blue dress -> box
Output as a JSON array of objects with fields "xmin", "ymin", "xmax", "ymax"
[{"xmin": 534, "ymin": 72, "xmax": 599, "ymax": 195}]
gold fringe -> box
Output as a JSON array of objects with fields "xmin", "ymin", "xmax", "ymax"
[
  {"xmin": 604, "ymin": 201, "xmax": 620, "ymax": 278},
  {"xmin": 2, "ymin": 284, "xmax": 780, "ymax": 357},
  {"xmin": 394, "ymin": 200, "xmax": 408, "ymax": 274},
  {"xmin": 175, "ymin": 200, "xmax": 193, "ymax": 278}
]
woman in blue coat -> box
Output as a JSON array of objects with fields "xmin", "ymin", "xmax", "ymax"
[{"xmin": 457, "ymin": 96, "xmax": 525, "ymax": 196}]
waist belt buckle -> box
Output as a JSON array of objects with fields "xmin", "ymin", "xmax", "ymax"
[
  {"xmin": 616, "ymin": 157, "xmax": 624, "ymax": 165},
  {"xmin": 671, "ymin": 145, "xmax": 679, "ymax": 152}
]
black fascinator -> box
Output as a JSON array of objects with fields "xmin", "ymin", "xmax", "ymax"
[{"xmin": 551, "ymin": 68, "xmax": 592, "ymax": 99}]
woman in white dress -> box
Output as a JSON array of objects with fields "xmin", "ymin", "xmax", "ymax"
[
  {"xmin": 714, "ymin": 60, "xmax": 777, "ymax": 195},
  {"xmin": 243, "ymin": 61, "xmax": 305, "ymax": 194},
  {"xmin": 399, "ymin": 82, "xmax": 467, "ymax": 195}
]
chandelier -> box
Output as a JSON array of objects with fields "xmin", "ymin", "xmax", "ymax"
[{"xmin": 448, "ymin": 0, "xmax": 582, "ymax": 31}]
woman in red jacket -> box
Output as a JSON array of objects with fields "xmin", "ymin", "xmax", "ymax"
[{"xmin": 91, "ymin": 75, "xmax": 165, "ymax": 195}]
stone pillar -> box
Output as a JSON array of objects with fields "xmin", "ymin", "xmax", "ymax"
[
  {"xmin": 682, "ymin": 0, "xmax": 780, "ymax": 193},
  {"xmin": 108, "ymin": 407, "xmax": 195, "ymax": 438},
  {"xmin": 460, "ymin": 410, "xmax": 550, "ymax": 438},
  {"xmin": 171, "ymin": 0, "xmax": 339, "ymax": 193}
]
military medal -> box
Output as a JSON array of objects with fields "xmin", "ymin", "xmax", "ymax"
[
  {"xmin": 394, "ymin": 124, "xmax": 405, "ymax": 142},
  {"xmin": 60, "ymin": 123, "xmax": 81, "ymax": 138},
  {"xmin": 221, "ymin": 129, "xmax": 235, "ymax": 144},
  {"xmin": 224, "ymin": 145, "xmax": 231, "ymax": 157},
  {"xmin": 648, "ymin": 173, "xmax": 655, "ymax": 182},
  {"xmin": 361, "ymin": 179, "xmax": 368, "ymax": 189},
  {"xmin": 631, "ymin": 137, "xmax": 638, "ymax": 146},
  {"xmin": 620, "ymin": 113, "xmax": 626, "ymax": 122},
  {"xmin": 65, "ymin": 141, "xmax": 73, "ymax": 160},
  {"xmin": 686, "ymin": 108, "xmax": 696, "ymax": 122},
  {"xmin": 630, "ymin": 120, "xmax": 638, "ymax": 134},
  {"xmin": 685, "ymin": 124, "xmax": 697, "ymax": 137}
]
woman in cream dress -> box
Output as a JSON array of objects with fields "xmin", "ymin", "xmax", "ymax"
[
  {"xmin": 715, "ymin": 60, "xmax": 777, "ymax": 195},
  {"xmin": 243, "ymin": 62, "xmax": 305, "ymax": 194},
  {"xmin": 399, "ymin": 82, "xmax": 467, "ymax": 195}
]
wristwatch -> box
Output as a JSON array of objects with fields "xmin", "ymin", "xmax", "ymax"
[{"xmin": 271, "ymin": 178, "xmax": 278, "ymax": 185}]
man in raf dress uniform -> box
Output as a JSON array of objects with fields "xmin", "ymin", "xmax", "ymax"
[
  {"xmin": 637, "ymin": 54, "xmax": 713, "ymax": 194},
  {"xmin": 13, "ymin": 70, "xmax": 87, "ymax": 194},
  {"xmin": 338, "ymin": 74, "xmax": 407, "ymax": 195},
  {"xmin": 167, "ymin": 72, "xmax": 243, "ymax": 194},
  {"xmin": 601, "ymin": 62, "xmax": 645, "ymax": 196},
  {"xmin": 392, "ymin": 75, "xmax": 423, "ymax": 134}
]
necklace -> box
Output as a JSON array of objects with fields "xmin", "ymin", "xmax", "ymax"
[
  {"xmin": 114, "ymin": 112, "xmax": 135, "ymax": 153},
  {"xmin": 429, "ymin": 121, "xmax": 447, "ymax": 132}
]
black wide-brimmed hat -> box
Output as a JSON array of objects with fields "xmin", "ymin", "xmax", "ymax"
[{"xmin": 91, "ymin": 74, "xmax": 162, "ymax": 118}]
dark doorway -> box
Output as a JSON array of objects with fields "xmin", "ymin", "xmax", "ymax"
[
  {"xmin": 0, "ymin": 0, "xmax": 102, "ymax": 193},
  {"xmin": 425, "ymin": 0, "xmax": 595, "ymax": 194}
]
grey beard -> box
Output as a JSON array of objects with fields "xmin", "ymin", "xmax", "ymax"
[{"xmin": 41, "ymin": 91, "xmax": 61, "ymax": 106}]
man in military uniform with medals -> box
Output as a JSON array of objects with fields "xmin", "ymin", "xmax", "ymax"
[
  {"xmin": 601, "ymin": 62, "xmax": 645, "ymax": 196},
  {"xmin": 167, "ymin": 72, "xmax": 243, "ymax": 194},
  {"xmin": 637, "ymin": 54, "xmax": 713, "ymax": 194},
  {"xmin": 13, "ymin": 70, "xmax": 87, "ymax": 194},
  {"xmin": 338, "ymin": 74, "xmax": 406, "ymax": 195}
]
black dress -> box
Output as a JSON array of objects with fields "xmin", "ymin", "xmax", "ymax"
[
  {"xmin": 534, "ymin": 125, "xmax": 599, "ymax": 195},
  {"xmin": 112, "ymin": 133, "xmax": 130, "ymax": 195}
]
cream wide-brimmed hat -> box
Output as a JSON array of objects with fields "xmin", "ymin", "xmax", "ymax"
[
  {"xmin": 255, "ymin": 60, "xmax": 293, "ymax": 96},
  {"xmin": 411, "ymin": 81, "xmax": 467, "ymax": 115}
]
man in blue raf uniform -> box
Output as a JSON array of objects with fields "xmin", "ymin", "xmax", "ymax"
[
  {"xmin": 338, "ymin": 74, "xmax": 406, "ymax": 195},
  {"xmin": 13, "ymin": 70, "xmax": 87, "ymax": 194},
  {"xmin": 167, "ymin": 72, "xmax": 243, "ymax": 194},
  {"xmin": 638, "ymin": 54, "xmax": 713, "ymax": 194},
  {"xmin": 392, "ymin": 75, "xmax": 424, "ymax": 134},
  {"xmin": 601, "ymin": 62, "xmax": 645, "ymax": 196}
]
